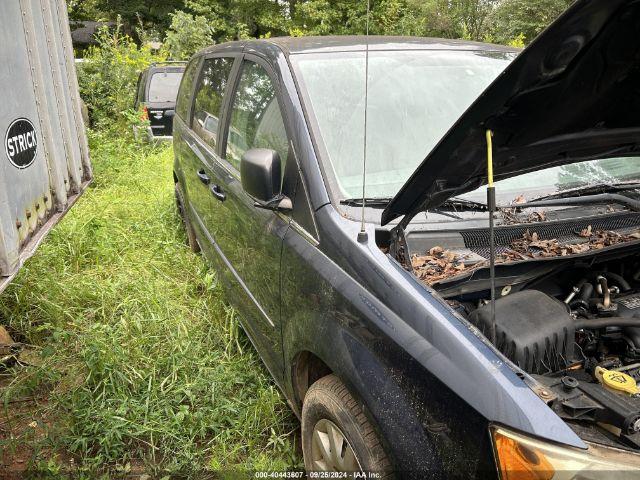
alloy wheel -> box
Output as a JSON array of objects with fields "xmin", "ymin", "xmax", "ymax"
[{"xmin": 311, "ymin": 418, "xmax": 362, "ymax": 472}]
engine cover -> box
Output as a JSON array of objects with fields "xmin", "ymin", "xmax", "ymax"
[
  {"xmin": 616, "ymin": 292, "xmax": 640, "ymax": 318},
  {"xmin": 614, "ymin": 291, "xmax": 640, "ymax": 353},
  {"xmin": 469, "ymin": 290, "xmax": 575, "ymax": 374}
]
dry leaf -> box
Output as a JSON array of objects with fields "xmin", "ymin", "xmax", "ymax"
[
  {"xmin": 411, "ymin": 227, "xmax": 640, "ymax": 286},
  {"xmin": 580, "ymin": 225, "xmax": 592, "ymax": 237}
]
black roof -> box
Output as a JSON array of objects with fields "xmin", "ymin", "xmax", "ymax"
[
  {"xmin": 199, "ymin": 36, "xmax": 519, "ymax": 56},
  {"xmin": 145, "ymin": 62, "xmax": 187, "ymax": 72}
]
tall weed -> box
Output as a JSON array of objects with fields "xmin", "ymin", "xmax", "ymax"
[
  {"xmin": 77, "ymin": 22, "xmax": 165, "ymax": 129},
  {"xmin": 0, "ymin": 132, "xmax": 300, "ymax": 474}
]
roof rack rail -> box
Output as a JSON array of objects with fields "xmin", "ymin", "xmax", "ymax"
[{"xmin": 149, "ymin": 60, "xmax": 188, "ymax": 67}]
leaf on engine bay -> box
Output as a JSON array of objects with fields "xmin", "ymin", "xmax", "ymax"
[
  {"xmin": 580, "ymin": 225, "xmax": 592, "ymax": 237},
  {"xmin": 512, "ymin": 194, "xmax": 526, "ymax": 205},
  {"xmin": 410, "ymin": 227, "xmax": 640, "ymax": 286},
  {"xmin": 527, "ymin": 211, "xmax": 546, "ymax": 222}
]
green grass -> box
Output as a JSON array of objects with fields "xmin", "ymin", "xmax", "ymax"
[{"xmin": 0, "ymin": 129, "xmax": 300, "ymax": 476}]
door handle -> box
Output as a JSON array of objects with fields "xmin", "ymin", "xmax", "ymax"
[
  {"xmin": 196, "ymin": 169, "xmax": 210, "ymax": 185},
  {"xmin": 210, "ymin": 184, "xmax": 226, "ymax": 202}
]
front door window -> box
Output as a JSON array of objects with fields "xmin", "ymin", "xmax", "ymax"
[{"xmin": 225, "ymin": 61, "xmax": 289, "ymax": 172}]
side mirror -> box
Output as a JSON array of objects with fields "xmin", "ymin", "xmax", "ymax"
[{"xmin": 240, "ymin": 148, "xmax": 292, "ymax": 212}]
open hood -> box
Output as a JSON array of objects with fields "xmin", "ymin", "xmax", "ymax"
[{"xmin": 382, "ymin": 0, "xmax": 640, "ymax": 226}]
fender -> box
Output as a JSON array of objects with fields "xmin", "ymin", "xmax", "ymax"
[
  {"xmin": 284, "ymin": 329, "xmax": 496, "ymax": 478},
  {"xmin": 280, "ymin": 219, "xmax": 494, "ymax": 477}
]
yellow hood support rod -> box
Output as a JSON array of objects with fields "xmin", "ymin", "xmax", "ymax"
[{"xmin": 486, "ymin": 130, "xmax": 497, "ymax": 345}]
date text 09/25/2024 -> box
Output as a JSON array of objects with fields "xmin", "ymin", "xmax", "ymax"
[{"xmin": 254, "ymin": 472, "xmax": 383, "ymax": 479}]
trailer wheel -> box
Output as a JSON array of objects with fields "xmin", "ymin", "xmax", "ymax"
[
  {"xmin": 175, "ymin": 183, "xmax": 200, "ymax": 253},
  {"xmin": 302, "ymin": 374, "xmax": 393, "ymax": 477}
]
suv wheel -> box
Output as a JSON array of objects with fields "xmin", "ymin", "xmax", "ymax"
[
  {"xmin": 302, "ymin": 374, "xmax": 393, "ymax": 477},
  {"xmin": 175, "ymin": 183, "xmax": 200, "ymax": 253}
]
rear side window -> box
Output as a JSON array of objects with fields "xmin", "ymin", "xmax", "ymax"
[
  {"xmin": 148, "ymin": 71, "xmax": 183, "ymax": 103},
  {"xmin": 192, "ymin": 57, "xmax": 235, "ymax": 149},
  {"xmin": 176, "ymin": 59, "xmax": 200, "ymax": 120},
  {"xmin": 225, "ymin": 61, "xmax": 289, "ymax": 171}
]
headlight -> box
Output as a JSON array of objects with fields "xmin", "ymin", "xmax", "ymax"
[{"xmin": 491, "ymin": 426, "xmax": 640, "ymax": 480}]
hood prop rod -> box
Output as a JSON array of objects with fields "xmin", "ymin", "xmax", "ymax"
[{"xmin": 486, "ymin": 130, "xmax": 497, "ymax": 346}]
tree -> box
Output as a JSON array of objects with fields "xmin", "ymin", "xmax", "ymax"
[
  {"xmin": 69, "ymin": 0, "xmax": 573, "ymax": 47},
  {"xmin": 292, "ymin": 0, "xmax": 365, "ymax": 36},
  {"xmin": 451, "ymin": 0, "xmax": 499, "ymax": 41},
  {"xmin": 165, "ymin": 11, "xmax": 215, "ymax": 59},
  {"xmin": 93, "ymin": 0, "xmax": 186, "ymax": 31},
  {"xmin": 288, "ymin": 0, "xmax": 499, "ymax": 40},
  {"xmin": 491, "ymin": 0, "xmax": 573, "ymax": 45},
  {"xmin": 185, "ymin": 0, "xmax": 291, "ymax": 40},
  {"xmin": 68, "ymin": 0, "xmax": 108, "ymax": 22},
  {"xmin": 78, "ymin": 23, "xmax": 165, "ymax": 126}
]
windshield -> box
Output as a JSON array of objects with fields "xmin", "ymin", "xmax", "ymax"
[
  {"xmin": 291, "ymin": 49, "xmax": 516, "ymax": 199},
  {"xmin": 460, "ymin": 157, "xmax": 640, "ymax": 205},
  {"xmin": 148, "ymin": 71, "xmax": 183, "ymax": 103}
]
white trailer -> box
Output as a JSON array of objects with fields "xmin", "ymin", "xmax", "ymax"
[{"xmin": 0, "ymin": 0, "xmax": 92, "ymax": 294}]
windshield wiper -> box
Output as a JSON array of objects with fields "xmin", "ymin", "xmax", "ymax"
[
  {"xmin": 530, "ymin": 181, "xmax": 640, "ymax": 201},
  {"xmin": 435, "ymin": 197, "xmax": 489, "ymax": 212},
  {"xmin": 514, "ymin": 183, "xmax": 640, "ymax": 212},
  {"xmin": 340, "ymin": 197, "xmax": 392, "ymax": 209},
  {"xmin": 515, "ymin": 193, "xmax": 640, "ymax": 212}
]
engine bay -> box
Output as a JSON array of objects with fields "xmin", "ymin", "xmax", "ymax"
[{"xmin": 391, "ymin": 209, "xmax": 640, "ymax": 451}]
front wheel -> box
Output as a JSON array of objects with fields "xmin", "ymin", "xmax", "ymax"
[{"xmin": 301, "ymin": 374, "xmax": 393, "ymax": 477}]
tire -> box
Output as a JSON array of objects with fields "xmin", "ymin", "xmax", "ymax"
[
  {"xmin": 302, "ymin": 374, "xmax": 393, "ymax": 477},
  {"xmin": 175, "ymin": 183, "xmax": 200, "ymax": 253}
]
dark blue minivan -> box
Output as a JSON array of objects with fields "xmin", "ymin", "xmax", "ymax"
[{"xmin": 173, "ymin": 1, "xmax": 640, "ymax": 477}]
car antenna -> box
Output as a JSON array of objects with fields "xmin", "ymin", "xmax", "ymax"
[
  {"xmin": 486, "ymin": 129, "xmax": 497, "ymax": 345},
  {"xmin": 357, "ymin": 0, "xmax": 371, "ymax": 244}
]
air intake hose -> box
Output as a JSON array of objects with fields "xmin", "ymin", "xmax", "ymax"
[{"xmin": 574, "ymin": 317, "xmax": 640, "ymax": 329}]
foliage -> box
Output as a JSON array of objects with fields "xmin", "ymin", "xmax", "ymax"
[
  {"xmin": 185, "ymin": 0, "xmax": 291, "ymax": 40},
  {"xmin": 453, "ymin": 0, "xmax": 500, "ymax": 41},
  {"xmin": 0, "ymin": 130, "xmax": 300, "ymax": 474},
  {"xmin": 291, "ymin": 0, "xmax": 365, "ymax": 36},
  {"xmin": 77, "ymin": 22, "xmax": 165, "ymax": 128},
  {"xmin": 68, "ymin": 0, "xmax": 108, "ymax": 22},
  {"xmin": 491, "ymin": 0, "xmax": 574, "ymax": 45},
  {"xmin": 69, "ymin": 0, "xmax": 573, "ymax": 47},
  {"xmin": 388, "ymin": 0, "xmax": 501, "ymax": 41},
  {"xmin": 506, "ymin": 32, "xmax": 526, "ymax": 49},
  {"xmin": 180, "ymin": 0, "xmax": 559, "ymax": 44},
  {"xmin": 94, "ymin": 0, "xmax": 186, "ymax": 31},
  {"xmin": 165, "ymin": 11, "xmax": 215, "ymax": 60}
]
